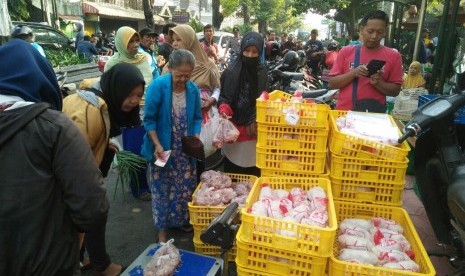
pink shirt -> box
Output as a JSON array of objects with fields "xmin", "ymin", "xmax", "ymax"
[{"xmin": 330, "ymin": 45, "xmax": 403, "ymax": 110}]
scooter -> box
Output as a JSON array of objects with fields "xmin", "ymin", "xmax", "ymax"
[{"xmin": 399, "ymin": 93, "xmax": 465, "ymax": 275}]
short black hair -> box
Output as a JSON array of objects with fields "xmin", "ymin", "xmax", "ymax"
[
  {"xmin": 359, "ymin": 10, "xmax": 389, "ymax": 27},
  {"xmin": 162, "ymin": 23, "xmax": 177, "ymax": 35},
  {"xmin": 203, "ymin": 24, "xmax": 214, "ymax": 32},
  {"xmin": 352, "ymin": 33, "xmax": 359, "ymax": 40},
  {"xmin": 83, "ymin": 35, "xmax": 91, "ymax": 41},
  {"xmin": 311, "ymin": 29, "xmax": 318, "ymax": 35}
]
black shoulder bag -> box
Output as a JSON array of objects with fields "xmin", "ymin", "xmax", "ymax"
[{"xmin": 352, "ymin": 45, "xmax": 386, "ymax": 113}]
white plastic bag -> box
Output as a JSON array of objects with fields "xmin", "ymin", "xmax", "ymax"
[
  {"xmin": 200, "ymin": 115, "xmax": 220, "ymax": 157},
  {"xmin": 212, "ymin": 118, "xmax": 240, "ymax": 149},
  {"xmin": 144, "ymin": 239, "xmax": 181, "ymax": 276}
]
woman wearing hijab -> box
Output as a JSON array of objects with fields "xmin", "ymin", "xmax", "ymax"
[
  {"xmin": 141, "ymin": 49, "xmax": 202, "ymax": 243},
  {"xmin": 163, "ymin": 24, "xmax": 221, "ymax": 114},
  {"xmin": 104, "ymin": 26, "xmax": 153, "ymax": 88},
  {"xmin": 0, "ymin": 39, "xmax": 109, "ymax": 276},
  {"xmin": 218, "ymin": 31, "xmax": 269, "ymax": 176},
  {"xmin": 62, "ymin": 63, "xmax": 144, "ymax": 276},
  {"xmin": 402, "ymin": 61, "xmax": 426, "ymax": 89}
]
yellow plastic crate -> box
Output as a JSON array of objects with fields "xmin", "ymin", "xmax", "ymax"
[
  {"xmin": 256, "ymin": 90, "xmax": 330, "ymax": 128},
  {"xmin": 193, "ymin": 237, "xmax": 236, "ymax": 262},
  {"xmin": 236, "ymin": 265, "xmax": 280, "ymax": 276},
  {"xmin": 330, "ymin": 176, "xmax": 404, "ymax": 206},
  {"xmin": 256, "ymin": 146, "xmax": 326, "ymax": 174},
  {"xmin": 329, "ymin": 110, "xmax": 410, "ymax": 161},
  {"xmin": 261, "ymin": 161, "xmax": 329, "ymax": 178},
  {"xmin": 241, "ymin": 177, "xmax": 337, "ymax": 257},
  {"xmin": 257, "ymin": 124, "xmax": 329, "ymax": 151},
  {"xmin": 329, "ymin": 152, "xmax": 408, "ymax": 184},
  {"xmin": 329, "ymin": 201, "xmax": 436, "ymax": 276},
  {"xmin": 188, "ymin": 173, "xmax": 258, "ymax": 226},
  {"xmin": 235, "ymin": 226, "xmax": 328, "ymax": 276}
]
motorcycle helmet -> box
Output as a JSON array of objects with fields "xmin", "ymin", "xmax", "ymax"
[
  {"xmin": 327, "ymin": 41, "xmax": 339, "ymax": 51},
  {"xmin": 265, "ymin": 41, "xmax": 281, "ymax": 60},
  {"xmin": 296, "ymin": 50, "xmax": 306, "ymax": 68},
  {"xmin": 282, "ymin": 50, "xmax": 299, "ymax": 72},
  {"xmin": 11, "ymin": 25, "xmax": 34, "ymax": 39}
]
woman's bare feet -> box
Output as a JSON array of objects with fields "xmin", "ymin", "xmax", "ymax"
[{"xmin": 158, "ymin": 230, "xmax": 167, "ymax": 243}]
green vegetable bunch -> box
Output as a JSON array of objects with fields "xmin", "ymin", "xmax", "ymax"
[{"xmin": 114, "ymin": 151, "xmax": 147, "ymax": 200}]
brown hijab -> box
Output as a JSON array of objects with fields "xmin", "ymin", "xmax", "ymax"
[{"xmin": 163, "ymin": 25, "xmax": 220, "ymax": 90}]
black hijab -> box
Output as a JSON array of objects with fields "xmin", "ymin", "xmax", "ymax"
[
  {"xmin": 219, "ymin": 31, "xmax": 268, "ymax": 125},
  {"xmin": 99, "ymin": 63, "xmax": 145, "ymax": 137},
  {"xmin": 0, "ymin": 39, "xmax": 62, "ymax": 110}
]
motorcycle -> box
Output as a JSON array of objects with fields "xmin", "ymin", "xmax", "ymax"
[{"xmin": 399, "ymin": 93, "xmax": 465, "ymax": 275}]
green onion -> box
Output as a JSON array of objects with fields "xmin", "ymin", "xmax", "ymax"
[{"xmin": 114, "ymin": 151, "xmax": 147, "ymax": 200}]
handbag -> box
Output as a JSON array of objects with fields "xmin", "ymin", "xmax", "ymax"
[
  {"xmin": 352, "ymin": 45, "xmax": 386, "ymax": 113},
  {"xmin": 181, "ymin": 136, "xmax": 205, "ymax": 161}
]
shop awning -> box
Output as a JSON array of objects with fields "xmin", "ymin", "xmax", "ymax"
[
  {"xmin": 82, "ymin": 2, "xmax": 164, "ymax": 24},
  {"xmin": 59, "ymin": 15, "xmax": 82, "ymax": 21}
]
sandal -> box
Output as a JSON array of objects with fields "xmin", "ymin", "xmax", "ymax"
[
  {"xmin": 179, "ymin": 225, "xmax": 193, "ymax": 233},
  {"xmin": 137, "ymin": 191, "xmax": 152, "ymax": 201}
]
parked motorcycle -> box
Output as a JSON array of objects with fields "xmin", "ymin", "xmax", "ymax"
[{"xmin": 399, "ymin": 93, "xmax": 465, "ymax": 275}]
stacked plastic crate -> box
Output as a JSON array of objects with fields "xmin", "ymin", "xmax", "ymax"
[
  {"xmin": 328, "ymin": 110, "xmax": 411, "ymax": 206},
  {"xmin": 327, "ymin": 110, "xmax": 436, "ymax": 276},
  {"xmin": 255, "ymin": 91, "xmax": 331, "ymax": 177},
  {"xmin": 187, "ymin": 173, "xmax": 258, "ymax": 262},
  {"xmin": 235, "ymin": 176, "xmax": 338, "ymax": 275}
]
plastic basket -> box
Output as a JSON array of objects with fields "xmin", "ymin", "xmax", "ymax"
[
  {"xmin": 192, "ymin": 237, "xmax": 236, "ymax": 262},
  {"xmin": 241, "ymin": 177, "xmax": 337, "ymax": 257},
  {"xmin": 260, "ymin": 161, "xmax": 329, "ymax": 178},
  {"xmin": 236, "ymin": 226, "xmax": 327, "ymax": 275},
  {"xmin": 329, "ymin": 201, "xmax": 436, "ymax": 276},
  {"xmin": 329, "ymin": 110, "xmax": 410, "ymax": 161},
  {"xmin": 188, "ymin": 173, "xmax": 258, "ymax": 226},
  {"xmin": 256, "ymin": 90, "xmax": 330, "ymax": 128},
  {"xmin": 329, "ymin": 152, "xmax": 408, "ymax": 184},
  {"xmin": 330, "ymin": 176, "xmax": 404, "ymax": 206},
  {"xmin": 257, "ymin": 124, "xmax": 329, "ymax": 151},
  {"xmin": 256, "ymin": 146, "xmax": 326, "ymax": 174},
  {"xmin": 236, "ymin": 264, "xmax": 281, "ymax": 276}
]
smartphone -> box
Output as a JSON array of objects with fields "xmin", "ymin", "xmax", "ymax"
[{"xmin": 366, "ymin": 59, "xmax": 386, "ymax": 77}]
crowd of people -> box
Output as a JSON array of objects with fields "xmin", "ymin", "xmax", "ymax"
[{"xmin": 2, "ymin": 9, "xmax": 435, "ymax": 276}]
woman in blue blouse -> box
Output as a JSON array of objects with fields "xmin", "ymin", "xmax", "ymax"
[{"xmin": 141, "ymin": 49, "xmax": 202, "ymax": 242}]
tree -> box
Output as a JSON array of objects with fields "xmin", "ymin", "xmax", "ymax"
[
  {"xmin": 142, "ymin": 0, "xmax": 154, "ymax": 29},
  {"xmin": 212, "ymin": 0, "xmax": 224, "ymax": 29},
  {"xmin": 7, "ymin": 0, "xmax": 30, "ymax": 21},
  {"xmin": 253, "ymin": 0, "xmax": 285, "ymax": 33},
  {"xmin": 291, "ymin": 0, "xmax": 350, "ymax": 16},
  {"xmin": 269, "ymin": 1, "xmax": 303, "ymax": 34}
]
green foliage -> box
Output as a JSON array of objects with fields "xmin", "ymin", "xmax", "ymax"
[
  {"xmin": 7, "ymin": 0, "xmax": 30, "ymax": 21},
  {"xmin": 44, "ymin": 49, "xmax": 89, "ymax": 68},
  {"xmin": 291, "ymin": 0, "xmax": 350, "ymax": 17},
  {"xmin": 189, "ymin": 18, "xmax": 204, "ymax": 32},
  {"xmin": 221, "ymin": 0, "xmax": 241, "ymax": 17},
  {"xmin": 222, "ymin": 23, "xmax": 253, "ymax": 34},
  {"xmin": 269, "ymin": 1, "xmax": 303, "ymax": 34}
]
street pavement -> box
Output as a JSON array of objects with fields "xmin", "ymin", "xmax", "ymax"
[{"xmin": 81, "ymin": 170, "xmax": 196, "ymax": 275}]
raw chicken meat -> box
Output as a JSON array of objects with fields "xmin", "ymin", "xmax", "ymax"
[
  {"xmin": 144, "ymin": 239, "xmax": 181, "ymax": 276},
  {"xmin": 383, "ymin": 260, "xmax": 420, "ymax": 272},
  {"xmin": 339, "ymin": 248, "xmax": 378, "ymax": 265}
]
